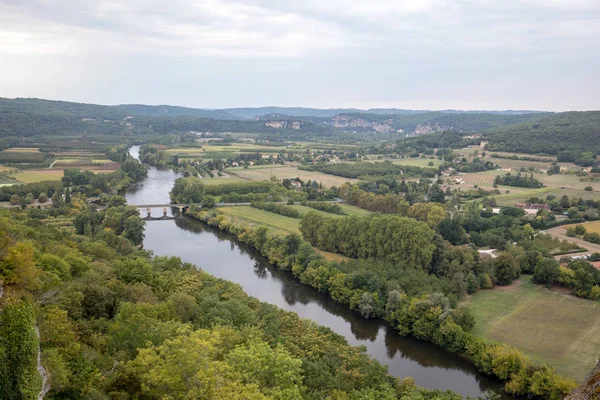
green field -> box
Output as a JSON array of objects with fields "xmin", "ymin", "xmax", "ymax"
[
  {"xmin": 2, "ymin": 147, "xmax": 41, "ymax": 153},
  {"xmin": 199, "ymin": 175, "xmax": 246, "ymax": 185},
  {"xmin": 289, "ymin": 203, "xmax": 372, "ymax": 218},
  {"xmin": 12, "ymin": 169, "xmax": 65, "ymax": 183},
  {"xmin": 229, "ymin": 165, "xmax": 358, "ymax": 188},
  {"xmin": 218, "ymin": 206, "xmax": 300, "ymax": 234},
  {"xmin": 468, "ymin": 275, "xmax": 600, "ymax": 381},
  {"xmin": 387, "ymin": 157, "xmax": 443, "ymax": 168}
]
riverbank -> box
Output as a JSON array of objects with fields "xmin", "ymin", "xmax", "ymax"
[{"xmin": 185, "ymin": 208, "xmax": 576, "ymax": 399}]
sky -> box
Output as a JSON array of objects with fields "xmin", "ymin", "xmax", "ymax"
[{"xmin": 1, "ymin": 0, "xmax": 599, "ymax": 111}]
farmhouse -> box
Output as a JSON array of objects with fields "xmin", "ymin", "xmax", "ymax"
[
  {"xmin": 289, "ymin": 181, "xmax": 302, "ymax": 190},
  {"xmin": 515, "ymin": 202, "xmax": 549, "ymax": 215}
]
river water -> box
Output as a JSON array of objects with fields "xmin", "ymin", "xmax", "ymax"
[{"xmin": 125, "ymin": 146, "xmax": 505, "ymax": 398}]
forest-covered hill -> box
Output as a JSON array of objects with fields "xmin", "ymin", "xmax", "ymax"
[{"xmin": 483, "ymin": 111, "xmax": 600, "ymax": 155}]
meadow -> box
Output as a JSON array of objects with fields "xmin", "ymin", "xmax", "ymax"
[
  {"xmin": 468, "ymin": 275, "xmax": 600, "ymax": 381},
  {"xmin": 217, "ymin": 205, "xmax": 300, "ymax": 234},
  {"xmin": 229, "ymin": 164, "xmax": 358, "ymax": 187},
  {"xmin": 288, "ymin": 203, "xmax": 373, "ymax": 217},
  {"xmin": 384, "ymin": 157, "xmax": 443, "ymax": 168}
]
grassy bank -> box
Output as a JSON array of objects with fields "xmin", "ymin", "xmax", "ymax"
[{"xmin": 468, "ymin": 275, "xmax": 600, "ymax": 381}]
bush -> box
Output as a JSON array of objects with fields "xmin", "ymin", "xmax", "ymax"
[
  {"xmin": 575, "ymin": 225, "xmax": 587, "ymax": 235},
  {"xmin": 584, "ymin": 186, "xmax": 593, "ymax": 191},
  {"xmin": 566, "ymin": 227, "xmax": 576, "ymax": 237},
  {"xmin": 584, "ymin": 232, "xmax": 600, "ymax": 244}
]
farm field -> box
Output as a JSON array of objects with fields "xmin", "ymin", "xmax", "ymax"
[
  {"xmin": 165, "ymin": 143, "xmax": 299, "ymax": 157},
  {"xmin": 453, "ymin": 167, "xmax": 597, "ymax": 206},
  {"xmin": 2, "ymin": 147, "xmax": 41, "ymax": 153},
  {"xmin": 569, "ymin": 220, "xmax": 600, "ymax": 235},
  {"xmin": 461, "ymin": 171, "xmax": 498, "ymax": 184},
  {"xmin": 468, "ymin": 275, "xmax": 600, "ymax": 381},
  {"xmin": 199, "ymin": 175, "xmax": 246, "ymax": 185},
  {"xmin": 229, "ymin": 165, "xmax": 358, "ymax": 187},
  {"xmin": 288, "ymin": 203, "xmax": 372, "ymax": 217},
  {"xmin": 217, "ymin": 206, "xmax": 300, "ymax": 235},
  {"xmin": 535, "ymin": 173, "xmax": 600, "ymax": 191},
  {"xmin": 488, "ymin": 157, "xmax": 555, "ymax": 171},
  {"xmin": 11, "ymin": 169, "xmax": 68, "ymax": 183},
  {"xmin": 483, "ymin": 151, "xmax": 557, "ymax": 161},
  {"xmin": 386, "ymin": 157, "xmax": 443, "ymax": 168}
]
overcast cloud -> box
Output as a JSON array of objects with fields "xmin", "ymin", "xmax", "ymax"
[{"xmin": 1, "ymin": 0, "xmax": 599, "ymax": 110}]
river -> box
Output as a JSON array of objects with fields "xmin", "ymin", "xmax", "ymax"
[{"xmin": 125, "ymin": 146, "xmax": 506, "ymax": 398}]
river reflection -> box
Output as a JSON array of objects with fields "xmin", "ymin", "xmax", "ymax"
[{"xmin": 138, "ymin": 217, "xmax": 508, "ymax": 398}]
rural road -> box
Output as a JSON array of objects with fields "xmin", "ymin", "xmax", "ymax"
[{"xmin": 545, "ymin": 225, "xmax": 600, "ymax": 258}]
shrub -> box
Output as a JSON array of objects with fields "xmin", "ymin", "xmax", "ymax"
[
  {"xmin": 584, "ymin": 232, "xmax": 600, "ymax": 244},
  {"xmin": 575, "ymin": 225, "xmax": 587, "ymax": 235}
]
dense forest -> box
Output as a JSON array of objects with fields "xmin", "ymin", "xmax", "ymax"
[
  {"xmin": 484, "ymin": 111, "xmax": 600, "ymax": 155},
  {"xmin": 1, "ymin": 206, "xmax": 461, "ymax": 399}
]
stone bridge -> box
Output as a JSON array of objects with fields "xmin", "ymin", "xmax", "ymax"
[{"xmin": 134, "ymin": 204, "xmax": 198, "ymax": 220}]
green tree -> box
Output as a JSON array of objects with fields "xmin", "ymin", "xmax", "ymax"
[
  {"xmin": 170, "ymin": 177, "xmax": 205, "ymax": 203},
  {"xmin": 494, "ymin": 253, "xmax": 520, "ymax": 286},
  {"xmin": 0, "ymin": 299, "xmax": 41, "ymax": 399},
  {"xmin": 9, "ymin": 193, "xmax": 20, "ymax": 205},
  {"xmin": 123, "ymin": 215, "xmax": 146, "ymax": 246}
]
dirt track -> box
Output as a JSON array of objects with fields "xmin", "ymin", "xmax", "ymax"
[{"xmin": 545, "ymin": 226, "xmax": 600, "ymax": 258}]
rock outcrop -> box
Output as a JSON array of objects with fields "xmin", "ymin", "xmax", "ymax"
[{"xmin": 566, "ymin": 360, "xmax": 600, "ymax": 399}]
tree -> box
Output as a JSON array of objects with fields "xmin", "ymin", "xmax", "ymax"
[
  {"xmin": 9, "ymin": 193, "xmax": 20, "ymax": 205},
  {"xmin": 532, "ymin": 258, "xmax": 560, "ymax": 285},
  {"xmin": 358, "ymin": 292, "xmax": 375, "ymax": 319},
  {"xmin": 201, "ymin": 195, "xmax": 216, "ymax": 209},
  {"xmin": 437, "ymin": 218, "xmax": 466, "ymax": 245},
  {"xmin": 407, "ymin": 203, "xmax": 447, "ymax": 228},
  {"xmin": 123, "ymin": 215, "xmax": 146, "ymax": 246},
  {"xmin": 37, "ymin": 192, "xmax": 48, "ymax": 203},
  {"xmin": 428, "ymin": 184, "xmax": 445, "ymax": 203},
  {"xmin": 226, "ymin": 337, "xmax": 303, "ymax": 399},
  {"xmin": 494, "ymin": 253, "xmax": 520, "ymax": 285},
  {"xmin": 567, "ymin": 207, "xmax": 580, "ymax": 219},
  {"xmin": 64, "ymin": 187, "xmax": 71, "ymax": 204},
  {"xmin": 0, "ymin": 299, "xmax": 40, "ymax": 400},
  {"xmin": 170, "ymin": 177, "xmax": 205, "ymax": 203},
  {"xmin": 575, "ymin": 225, "xmax": 587, "ymax": 235}
]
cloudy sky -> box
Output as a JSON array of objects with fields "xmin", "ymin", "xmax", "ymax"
[{"xmin": 1, "ymin": 0, "xmax": 599, "ymax": 110}]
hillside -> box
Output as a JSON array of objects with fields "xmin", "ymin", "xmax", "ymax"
[
  {"xmin": 117, "ymin": 104, "xmax": 242, "ymax": 120},
  {"xmin": 327, "ymin": 112, "xmax": 541, "ymax": 134},
  {"xmin": 484, "ymin": 111, "xmax": 600, "ymax": 155},
  {"xmin": 0, "ymin": 97, "xmax": 126, "ymax": 119},
  {"xmin": 223, "ymin": 106, "xmax": 362, "ymax": 118}
]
